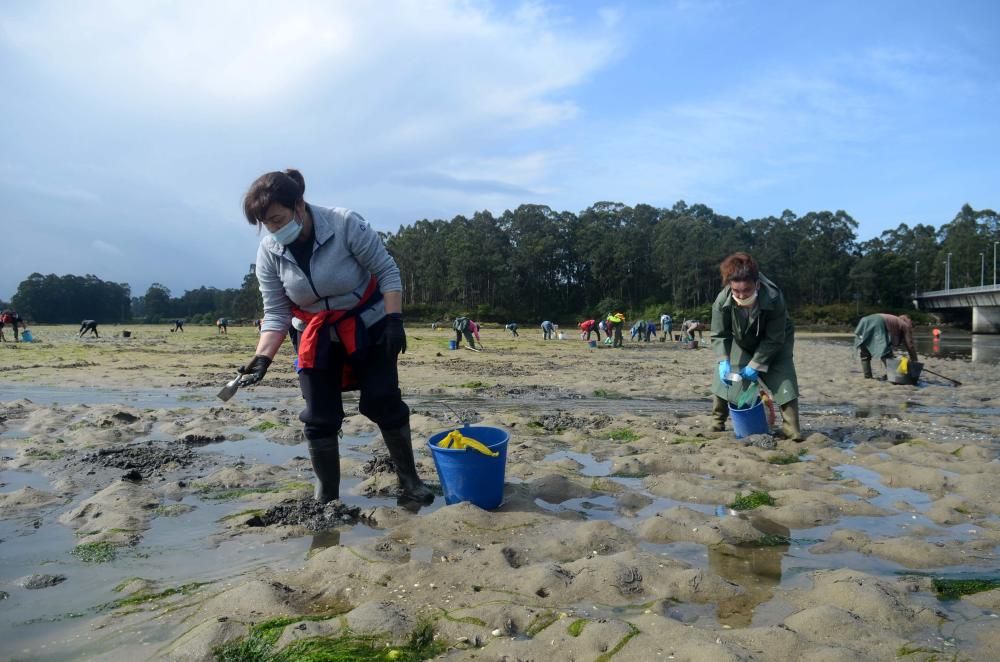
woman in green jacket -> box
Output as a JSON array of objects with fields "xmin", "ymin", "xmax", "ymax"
[{"xmin": 709, "ymin": 252, "xmax": 802, "ymax": 441}]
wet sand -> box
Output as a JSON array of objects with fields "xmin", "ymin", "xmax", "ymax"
[{"xmin": 1, "ymin": 324, "xmax": 998, "ymax": 661}]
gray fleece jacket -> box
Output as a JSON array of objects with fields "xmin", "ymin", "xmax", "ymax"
[{"xmin": 256, "ymin": 204, "xmax": 402, "ymax": 336}]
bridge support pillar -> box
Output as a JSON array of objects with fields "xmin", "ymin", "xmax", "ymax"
[{"xmin": 972, "ymin": 306, "xmax": 1000, "ymax": 334}]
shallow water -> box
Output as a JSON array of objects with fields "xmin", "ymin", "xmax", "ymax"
[
  {"xmin": 819, "ymin": 329, "xmax": 1000, "ymax": 363},
  {"xmin": 536, "ymin": 446, "xmax": 998, "ymax": 631},
  {"xmin": 0, "ymin": 427, "xmax": 445, "ymax": 659}
]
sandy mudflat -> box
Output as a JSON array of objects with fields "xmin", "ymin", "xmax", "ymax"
[{"xmin": 1, "ymin": 324, "xmax": 998, "ymax": 661}]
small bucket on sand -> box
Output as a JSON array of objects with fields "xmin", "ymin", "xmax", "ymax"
[
  {"xmin": 887, "ymin": 358, "xmax": 923, "ymax": 385},
  {"xmin": 20, "ymin": 329, "xmax": 33, "ymax": 342},
  {"xmin": 685, "ymin": 339, "xmax": 698, "ymax": 349},
  {"xmin": 729, "ymin": 400, "xmax": 769, "ymax": 438},
  {"xmin": 122, "ymin": 330, "xmax": 131, "ymax": 338},
  {"xmin": 674, "ymin": 334, "xmax": 681, "ymax": 341},
  {"xmin": 588, "ymin": 340, "xmax": 597, "ymax": 348},
  {"xmin": 428, "ymin": 425, "xmax": 509, "ymax": 510},
  {"xmin": 659, "ymin": 336, "xmax": 666, "ymax": 342},
  {"xmin": 448, "ymin": 340, "xmax": 457, "ymax": 350}
]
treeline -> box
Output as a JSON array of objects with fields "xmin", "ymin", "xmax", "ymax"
[
  {"xmin": 11, "ymin": 270, "xmax": 262, "ymax": 324},
  {"xmin": 8, "ymin": 201, "xmax": 997, "ymax": 325},
  {"xmin": 387, "ymin": 202, "xmax": 998, "ymax": 323}
]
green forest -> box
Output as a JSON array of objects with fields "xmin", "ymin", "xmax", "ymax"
[{"xmin": 7, "ymin": 201, "xmax": 998, "ymax": 326}]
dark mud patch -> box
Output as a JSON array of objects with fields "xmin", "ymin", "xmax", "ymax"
[
  {"xmin": 439, "ymin": 360, "xmax": 536, "ymax": 378},
  {"xmin": 360, "ymin": 455, "xmax": 395, "ymax": 477},
  {"xmin": 245, "ymin": 498, "xmax": 371, "ymax": 531},
  {"xmin": 77, "ymin": 442, "xmax": 205, "ymax": 479},
  {"xmin": 411, "ymin": 407, "xmax": 483, "ymax": 425},
  {"xmin": 476, "ymin": 384, "xmax": 584, "ymax": 400},
  {"xmin": 530, "ymin": 411, "xmax": 613, "ymax": 432}
]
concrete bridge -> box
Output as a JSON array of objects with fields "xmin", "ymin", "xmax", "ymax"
[{"xmin": 915, "ymin": 284, "xmax": 1000, "ymax": 333}]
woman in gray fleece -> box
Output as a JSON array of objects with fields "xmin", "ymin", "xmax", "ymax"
[{"xmin": 237, "ymin": 169, "xmax": 433, "ymax": 507}]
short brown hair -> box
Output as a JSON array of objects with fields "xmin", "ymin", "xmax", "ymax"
[
  {"xmin": 242, "ymin": 169, "xmax": 306, "ymax": 225},
  {"xmin": 719, "ymin": 252, "xmax": 759, "ymax": 284}
]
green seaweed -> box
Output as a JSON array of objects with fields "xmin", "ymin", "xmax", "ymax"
[
  {"xmin": 107, "ymin": 581, "xmax": 211, "ymax": 609},
  {"xmin": 215, "ymin": 621, "xmax": 443, "ymax": 662},
  {"xmin": 767, "ymin": 450, "xmax": 804, "ymax": 465},
  {"xmin": 525, "ymin": 610, "xmax": 559, "ymax": 637},
  {"xmin": 439, "ymin": 609, "xmax": 486, "ymax": 627},
  {"xmin": 250, "ymin": 420, "xmax": 284, "ymax": 431},
  {"xmin": 669, "ymin": 436, "xmax": 705, "ymax": 445},
  {"xmin": 730, "ymin": 490, "xmax": 775, "ymax": 511},
  {"xmin": 932, "ymin": 577, "xmax": 1000, "ymax": 600},
  {"xmin": 607, "ymin": 428, "xmax": 640, "ymax": 442},
  {"xmin": 567, "ymin": 618, "xmax": 587, "ymax": 637},
  {"xmin": 459, "ymin": 381, "xmax": 488, "ymax": 389},
  {"xmin": 200, "ymin": 481, "xmax": 311, "ymax": 501},
  {"xmin": 594, "ymin": 622, "xmax": 640, "ymax": 662},
  {"xmin": 71, "ymin": 541, "xmax": 119, "ymax": 563},
  {"xmin": 609, "ymin": 470, "xmax": 649, "ymax": 478}
]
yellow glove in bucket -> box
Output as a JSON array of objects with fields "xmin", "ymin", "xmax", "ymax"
[
  {"xmin": 897, "ymin": 357, "xmax": 909, "ymax": 374},
  {"xmin": 436, "ymin": 430, "xmax": 499, "ymax": 457}
]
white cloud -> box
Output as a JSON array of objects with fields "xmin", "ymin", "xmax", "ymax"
[{"xmin": 91, "ymin": 239, "xmax": 123, "ymax": 256}]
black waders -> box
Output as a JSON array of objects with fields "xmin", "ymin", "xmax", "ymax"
[
  {"xmin": 307, "ymin": 437, "xmax": 341, "ymax": 504},
  {"xmin": 380, "ymin": 423, "xmax": 434, "ymax": 505}
]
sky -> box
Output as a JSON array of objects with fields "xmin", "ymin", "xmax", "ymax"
[{"xmin": 2, "ymin": 0, "xmax": 998, "ymax": 300}]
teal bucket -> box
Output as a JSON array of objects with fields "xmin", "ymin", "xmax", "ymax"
[
  {"xmin": 427, "ymin": 425, "xmax": 508, "ymax": 510},
  {"xmin": 448, "ymin": 340, "xmax": 457, "ymax": 350},
  {"xmin": 729, "ymin": 400, "xmax": 768, "ymax": 438},
  {"xmin": 588, "ymin": 340, "xmax": 597, "ymax": 348},
  {"xmin": 20, "ymin": 330, "xmax": 33, "ymax": 342}
]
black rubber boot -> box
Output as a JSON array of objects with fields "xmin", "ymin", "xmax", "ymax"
[
  {"xmin": 779, "ymin": 399, "xmax": 804, "ymax": 442},
  {"xmin": 307, "ymin": 437, "xmax": 340, "ymax": 504},
  {"xmin": 380, "ymin": 423, "xmax": 434, "ymax": 505},
  {"xmin": 861, "ymin": 359, "xmax": 873, "ymax": 379},
  {"xmin": 711, "ymin": 396, "xmax": 729, "ymax": 432}
]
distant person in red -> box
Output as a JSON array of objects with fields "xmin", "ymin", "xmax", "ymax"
[
  {"xmin": 578, "ymin": 319, "xmax": 600, "ymax": 341},
  {"xmin": 0, "ymin": 310, "xmax": 24, "ymax": 342}
]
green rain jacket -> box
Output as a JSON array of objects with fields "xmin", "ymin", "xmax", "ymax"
[{"xmin": 710, "ymin": 274, "xmax": 799, "ymax": 406}]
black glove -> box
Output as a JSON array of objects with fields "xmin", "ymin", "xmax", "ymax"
[
  {"xmin": 238, "ymin": 354, "xmax": 272, "ymax": 386},
  {"xmin": 384, "ymin": 313, "xmax": 407, "ymax": 358}
]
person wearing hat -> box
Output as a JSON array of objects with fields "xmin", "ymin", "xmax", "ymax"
[{"xmin": 853, "ymin": 313, "xmax": 918, "ymax": 379}]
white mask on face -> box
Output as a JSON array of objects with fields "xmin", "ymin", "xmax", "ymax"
[{"xmin": 733, "ymin": 291, "xmax": 758, "ymax": 307}]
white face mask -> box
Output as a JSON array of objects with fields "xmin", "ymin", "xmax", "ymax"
[
  {"xmin": 269, "ymin": 214, "xmax": 303, "ymax": 245},
  {"xmin": 733, "ymin": 291, "xmax": 758, "ymax": 307}
]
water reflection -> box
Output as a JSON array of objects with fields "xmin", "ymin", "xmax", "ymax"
[
  {"xmin": 309, "ymin": 529, "xmax": 341, "ymax": 553},
  {"xmin": 710, "ymin": 515, "xmax": 791, "ymax": 627},
  {"xmin": 820, "ymin": 331, "xmax": 1000, "ymax": 364},
  {"xmin": 710, "ymin": 543, "xmax": 788, "ymax": 627}
]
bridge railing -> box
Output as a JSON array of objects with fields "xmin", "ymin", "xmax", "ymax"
[{"xmin": 918, "ymin": 283, "xmax": 1000, "ymax": 298}]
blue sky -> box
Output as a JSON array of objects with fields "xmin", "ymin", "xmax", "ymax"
[{"xmin": 2, "ymin": 0, "xmax": 998, "ymax": 300}]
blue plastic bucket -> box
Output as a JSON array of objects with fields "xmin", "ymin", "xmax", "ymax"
[
  {"xmin": 588, "ymin": 340, "xmax": 597, "ymax": 348},
  {"xmin": 448, "ymin": 340, "xmax": 457, "ymax": 350},
  {"xmin": 729, "ymin": 400, "xmax": 769, "ymax": 438},
  {"xmin": 427, "ymin": 425, "xmax": 508, "ymax": 509},
  {"xmin": 20, "ymin": 330, "xmax": 33, "ymax": 342}
]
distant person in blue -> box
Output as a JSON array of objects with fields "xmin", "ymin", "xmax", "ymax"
[
  {"xmin": 660, "ymin": 313, "xmax": 672, "ymax": 337},
  {"xmin": 505, "ymin": 322, "xmax": 519, "ymax": 337},
  {"xmin": 645, "ymin": 320, "xmax": 657, "ymax": 342},
  {"xmin": 540, "ymin": 320, "xmax": 555, "ymax": 340},
  {"xmin": 171, "ymin": 319, "xmax": 185, "ymax": 332},
  {"xmin": 79, "ymin": 320, "xmax": 99, "ymax": 338}
]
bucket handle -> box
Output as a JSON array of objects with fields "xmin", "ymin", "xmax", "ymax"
[{"xmin": 440, "ymin": 401, "xmax": 472, "ymax": 429}]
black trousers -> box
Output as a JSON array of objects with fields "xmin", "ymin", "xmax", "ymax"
[{"xmin": 297, "ymin": 321, "xmax": 409, "ymax": 441}]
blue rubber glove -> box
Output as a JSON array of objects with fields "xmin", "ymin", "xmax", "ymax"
[
  {"xmin": 740, "ymin": 365, "xmax": 759, "ymax": 382},
  {"xmin": 718, "ymin": 359, "xmax": 732, "ymax": 383}
]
